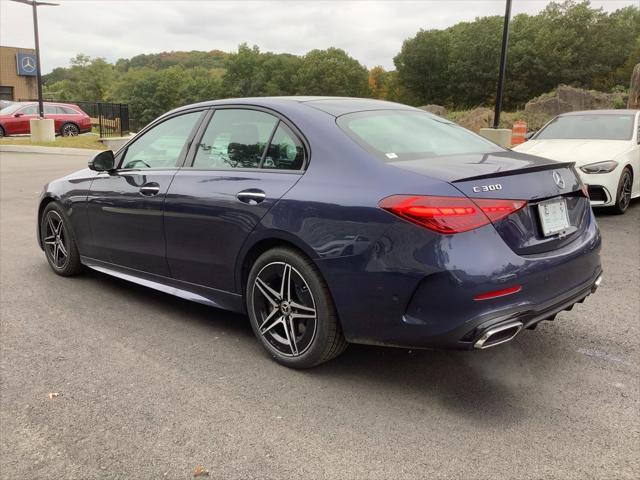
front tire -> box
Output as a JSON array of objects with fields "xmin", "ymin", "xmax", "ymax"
[
  {"xmin": 0, "ymin": 125, "xmax": 5, "ymax": 138},
  {"xmin": 40, "ymin": 202, "xmax": 83, "ymax": 276},
  {"xmin": 611, "ymin": 167, "xmax": 633, "ymax": 215},
  {"xmin": 246, "ymin": 247, "xmax": 347, "ymax": 368}
]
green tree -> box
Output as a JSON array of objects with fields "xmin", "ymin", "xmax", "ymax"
[
  {"xmin": 220, "ymin": 44, "xmax": 264, "ymax": 97},
  {"xmin": 220, "ymin": 44, "xmax": 301, "ymax": 97},
  {"xmin": 394, "ymin": 0, "xmax": 639, "ymax": 109},
  {"xmin": 44, "ymin": 54, "xmax": 115, "ymax": 101},
  {"xmin": 108, "ymin": 68, "xmax": 174, "ymax": 128},
  {"xmin": 295, "ymin": 48, "xmax": 370, "ymax": 97},
  {"xmin": 447, "ymin": 16, "xmax": 504, "ymax": 108},
  {"xmin": 393, "ymin": 29, "xmax": 451, "ymax": 105}
]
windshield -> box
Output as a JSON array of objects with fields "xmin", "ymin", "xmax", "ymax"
[
  {"xmin": 0, "ymin": 103, "xmax": 23, "ymax": 115},
  {"xmin": 535, "ymin": 114, "xmax": 634, "ymax": 141},
  {"xmin": 337, "ymin": 110, "xmax": 502, "ymax": 161}
]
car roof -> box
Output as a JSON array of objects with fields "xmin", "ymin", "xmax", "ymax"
[
  {"xmin": 14, "ymin": 101, "xmax": 78, "ymax": 108},
  {"xmin": 559, "ymin": 109, "xmax": 639, "ymax": 116},
  {"xmin": 177, "ymin": 96, "xmax": 419, "ymax": 117}
]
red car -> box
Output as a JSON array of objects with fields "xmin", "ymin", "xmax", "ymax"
[{"xmin": 0, "ymin": 101, "xmax": 92, "ymax": 137}]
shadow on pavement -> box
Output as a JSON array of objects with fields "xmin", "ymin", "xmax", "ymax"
[{"xmin": 67, "ymin": 265, "xmax": 577, "ymax": 428}]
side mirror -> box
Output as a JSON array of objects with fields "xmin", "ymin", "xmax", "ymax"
[
  {"xmin": 13, "ymin": 113, "xmax": 24, "ymax": 118},
  {"xmin": 524, "ymin": 131, "xmax": 536, "ymax": 141},
  {"xmin": 89, "ymin": 150, "xmax": 115, "ymax": 171}
]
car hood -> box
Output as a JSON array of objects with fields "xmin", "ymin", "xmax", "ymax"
[
  {"xmin": 513, "ymin": 139, "xmax": 631, "ymax": 166},
  {"xmin": 388, "ymin": 150, "xmax": 563, "ymax": 183}
]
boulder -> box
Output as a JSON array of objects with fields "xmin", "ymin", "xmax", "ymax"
[
  {"xmin": 456, "ymin": 107, "xmax": 494, "ymax": 132},
  {"xmin": 525, "ymin": 85, "xmax": 627, "ymax": 116},
  {"xmin": 629, "ymin": 64, "xmax": 640, "ymax": 109},
  {"xmin": 419, "ymin": 104, "xmax": 447, "ymax": 117}
]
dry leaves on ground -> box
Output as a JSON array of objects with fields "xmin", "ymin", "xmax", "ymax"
[{"xmin": 193, "ymin": 465, "xmax": 209, "ymax": 477}]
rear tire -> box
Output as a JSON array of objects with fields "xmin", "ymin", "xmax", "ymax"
[
  {"xmin": 60, "ymin": 123, "xmax": 79, "ymax": 137},
  {"xmin": 611, "ymin": 167, "xmax": 632, "ymax": 215},
  {"xmin": 40, "ymin": 202, "xmax": 83, "ymax": 276},
  {"xmin": 246, "ymin": 247, "xmax": 347, "ymax": 368},
  {"xmin": 0, "ymin": 125, "xmax": 5, "ymax": 138}
]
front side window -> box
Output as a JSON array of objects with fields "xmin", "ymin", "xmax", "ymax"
[
  {"xmin": 20, "ymin": 105, "xmax": 38, "ymax": 115},
  {"xmin": 337, "ymin": 110, "xmax": 501, "ymax": 162},
  {"xmin": 536, "ymin": 114, "xmax": 634, "ymax": 141},
  {"xmin": 121, "ymin": 111, "xmax": 203, "ymax": 169},
  {"xmin": 192, "ymin": 109, "xmax": 278, "ymax": 169}
]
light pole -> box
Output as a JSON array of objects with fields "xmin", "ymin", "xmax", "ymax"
[
  {"xmin": 10, "ymin": 0, "xmax": 59, "ymax": 119},
  {"xmin": 493, "ymin": 0, "xmax": 512, "ymax": 129}
]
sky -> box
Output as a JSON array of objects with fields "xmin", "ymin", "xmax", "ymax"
[{"xmin": 0, "ymin": 0, "xmax": 637, "ymax": 73}]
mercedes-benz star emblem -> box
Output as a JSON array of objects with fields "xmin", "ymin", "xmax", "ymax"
[
  {"xmin": 21, "ymin": 56, "xmax": 36, "ymax": 73},
  {"xmin": 553, "ymin": 171, "xmax": 565, "ymax": 189}
]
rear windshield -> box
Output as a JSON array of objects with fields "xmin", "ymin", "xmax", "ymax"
[
  {"xmin": 337, "ymin": 110, "xmax": 502, "ymax": 161},
  {"xmin": 535, "ymin": 114, "xmax": 634, "ymax": 141}
]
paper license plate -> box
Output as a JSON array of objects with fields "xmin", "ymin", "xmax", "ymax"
[{"xmin": 538, "ymin": 198, "xmax": 570, "ymax": 236}]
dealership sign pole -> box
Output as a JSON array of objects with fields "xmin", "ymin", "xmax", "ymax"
[
  {"xmin": 11, "ymin": 0, "xmax": 59, "ymax": 119},
  {"xmin": 493, "ymin": 0, "xmax": 512, "ymax": 129}
]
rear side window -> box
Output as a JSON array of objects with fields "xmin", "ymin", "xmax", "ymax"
[
  {"xmin": 44, "ymin": 105, "xmax": 57, "ymax": 114},
  {"xmin": 263, "ymin": 123, "xmax": 304, "ymax": 170},
  {"xmin": 61, "ymin": 106, "xmax": 78, "ymax": 114},
  {"xmin": 192, "ymin": 109, "xmax": 278, "ymax": 169},
  {"xmin": 337, "ymin": 110, "xmax": 501, "ymax": 161}
]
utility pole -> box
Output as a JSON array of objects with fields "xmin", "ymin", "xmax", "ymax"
[
  {"xmin": 10, "ymin": 0, "xmax": 59, "ymax": 118},
  {"xmin": 493, "ymin": 0, "xmax": 512, "ymax": 129}
]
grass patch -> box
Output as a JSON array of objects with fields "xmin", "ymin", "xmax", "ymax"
[{"xmin": 0, "ymin": 133, "xmax": 106, "ymax": 150}]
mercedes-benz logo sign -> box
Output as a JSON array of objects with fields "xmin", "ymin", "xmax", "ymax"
[
  {"xmin": 553, "ymin": 171, "xmax": 565, "ymax": 189},
  {"xmin": 21, "ymin": 56, "xmax": 36, "ymax": 73}
]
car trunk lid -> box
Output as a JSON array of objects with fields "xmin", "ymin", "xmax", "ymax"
[{"xmin": 390, "ymin": 152, "xmax": 591, "ymax": 254}]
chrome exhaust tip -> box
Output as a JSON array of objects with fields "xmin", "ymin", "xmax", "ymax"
[
  {"xmin": 474, "ymin": 321, "xmax": 524, "ymax": 349},
  {"xmin": 591, "ymin": 275, "xmax": 603, "ymax": 294}
]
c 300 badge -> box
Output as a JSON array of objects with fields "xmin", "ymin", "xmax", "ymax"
[{"xmin": 472, "ymin": 183, "xmax": 503, "ymax": 193}]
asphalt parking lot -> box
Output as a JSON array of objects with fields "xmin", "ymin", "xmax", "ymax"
[{"xmin": 1, "ymin": 150, "xmax": 639, "ymax": 479}]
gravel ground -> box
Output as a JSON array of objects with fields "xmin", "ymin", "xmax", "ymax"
[{"xmin": 1, "ymin": 151, "xmax": 639, "ymax": 479}]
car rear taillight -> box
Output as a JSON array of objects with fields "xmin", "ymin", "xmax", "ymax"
[{"xmin": 379, "ymin": 195, "xmax": 526, "ymax": 234}]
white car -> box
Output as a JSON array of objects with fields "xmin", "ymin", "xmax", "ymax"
[{"xmin": 514, "ymin": 110, "xmax": 640, "ymax": 214}]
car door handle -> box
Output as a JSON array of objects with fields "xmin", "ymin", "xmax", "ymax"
[
  {"xmin": 139, "ymin": 182, "xmax": 160, "ymax": 196},
  {"xmin": 236, "ymin": 189, "xmax": 266, "ymax": 205}
]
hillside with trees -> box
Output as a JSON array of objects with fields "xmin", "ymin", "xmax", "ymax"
[{"xmin": 42, "ymin": 0, "xmax": 639, "ymax": 129}]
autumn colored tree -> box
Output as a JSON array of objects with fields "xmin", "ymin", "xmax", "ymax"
[{"xmin": 368, "ymin": 66, "xmax": 390, "ymax": 99}]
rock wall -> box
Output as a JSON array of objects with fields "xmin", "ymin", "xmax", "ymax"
[
  {"xmin": 456, "ymin": 108, "xmax": 494, "ymax": 132},
  {"xmin": 418, "ymin": 104, "xmax": 447, "ymax": 117},
  {"xmin": 525, "ymin": 85, "xmax": 628, "ymax": 116}
]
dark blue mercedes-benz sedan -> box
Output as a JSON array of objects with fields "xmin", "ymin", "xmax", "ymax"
[{"xmin": 38, "ymin": 97, "xmax": 602, "ymax": 368}]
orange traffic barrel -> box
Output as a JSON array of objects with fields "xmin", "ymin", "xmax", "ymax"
[{"xmin": 511, "ymin": 120, "xmax": 527, "ymax": 145}]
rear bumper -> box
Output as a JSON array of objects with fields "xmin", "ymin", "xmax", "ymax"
[
  {"xmin": 455, "ymin": 269, "xmax": 601, "ymax": 350},
  {"xmin": 320, "ymin": 208, "xmax": 602, "ymax": 350}
]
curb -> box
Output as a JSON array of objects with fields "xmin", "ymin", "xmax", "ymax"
[{"xmin": 0, "ymin": 145, "xmax": 102, "ymax": 156}]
